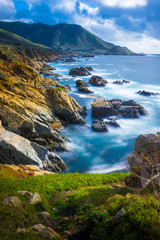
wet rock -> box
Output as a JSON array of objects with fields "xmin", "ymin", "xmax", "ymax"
[
  {"xmin": 88, "ymin": 75, "xmax": 108, "ymax": 86},
  {"xmin": 82, "ymin": 54, "xmax": 95, "ymax": 57},
  {"xmin": 3, "ymin": 196, "xmax": 22, "ymax": 208},
  {"xmin": 106, "ymin": 120, "xmax": 120, "ymax": 128},
  {"xmin": 91, "ymin": 97, "xmax": 118, "ymax": 118},
  {"xmin": 92, "ymin": 119, "xmax": 109, "ymax": 132},
  {"xmin": 92, "ymin": 97, "xmax": 147, "ymax": 118},
  {"xmin": 137, "ymin": 90, "xmax": 160, "ymax": 96},
  {"xmin": 29, "ymin": 193, "xmax": 42, "ymax": 204},
  {"xmin": 69, "ymin": 67, "xmax": 91, "ymax": 76},
  {"xmin": 113, "ymin": 80, "xmax": 130, "ymax": 85},
  {"xmin": 78, "ymin": 86, "xmax": 93, "ymax": 93},
  {"xmin": 76, "ymin": 80, "xmax": 89, "ymax": 88}
]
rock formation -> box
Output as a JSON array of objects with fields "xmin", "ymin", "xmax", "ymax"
[
  {"xmin": 69, "ymin": 67, "xmax": 91, "ymax": 76},
  {"xmin": 126, "ymin": 132, "xmax": 160, "ymax": 188},
  {"xmin": 0, "ymin": 121, "xmax": 66, "ymax": 172},
  {"xmin": 88, "ymin": 76, "xmax": 108, "ymax": 86},
  {"xmin": 91, "ymin": 97, "xmax": 147, "ymax": 118}
]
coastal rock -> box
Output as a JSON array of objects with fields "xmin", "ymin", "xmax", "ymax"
[
  {"xmin": 75, "ymin": 80, "xmax": 89, "ymax": 87},
  {"xmin": 0, "ymin": 121, "xmax": 66, "ymax": 172},
  {"xmin": 113, "ymin": 80, "xmax": 130, "ymax": 85},
  {"xmin": 88, "ymin": 75, "xmax": 108, "ymax": 86},
  {"xmin": 3, "ymin": 196, "xmax": 22, "ymax": 208},
  {"xmin": 106, "ymin": 120, "xmax": 120, "ymax": 128},
  {"xmin": 78, "ymin": 86, "xmax": 93, "ymax": 93},
  {"xmin": 92, "ymin": 97, "xmax": 147, "ymax": 118},
  {"xmin": 82, "ymin": 54, "xmax": 95, "ymax": 58},
  {"xmin": 126, "ymin": 132, "xmax": 160, "ymax": 188},
  {"xmin": 69, "ymin": 67, "xmax": 91, "ymax": 76},
  {"xmin": 92, "ymin": 120, "xmax": 109, "ymax": 132},
  {"xmin": 91, "ymin": 97, "xmax": 118, "ymax": 118},
  {"xmin": 136, "ymin": 90, "xmax": 160, "ymax": 96}
]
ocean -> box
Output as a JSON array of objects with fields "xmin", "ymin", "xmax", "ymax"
[{"xmin": 49, "ymin": 54, "xmax": 160, "ymax": 173}]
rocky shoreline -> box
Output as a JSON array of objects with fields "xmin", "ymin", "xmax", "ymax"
[{"xmin": 0, "ymin": 51, "xmax": 156, "ymax": 176}]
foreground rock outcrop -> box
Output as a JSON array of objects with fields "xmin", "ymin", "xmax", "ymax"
[
  {"xmin": 126, "ymin": 132, "xmax": 160, "ymax": 188},
  {"xmin": 0, "ymin": 121, "xmax": 66, "ymax": 172},
  {"xmin": 91, "ymin": 97, "xmax": 147, "ymax": 118}
]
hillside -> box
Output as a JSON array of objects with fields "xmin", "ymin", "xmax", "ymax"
[{"xmin": 0, "ymin": 21, "xmax": 135, "ymax": 55}]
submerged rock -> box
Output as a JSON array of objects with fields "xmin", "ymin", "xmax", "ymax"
[
  {"xmin": 69, "ymin": 67, "xmax": 91, "ymax": 76},
  {"xmin": 88, "ymin": 75, "xmax": 108, "ymax": 86},
  {"xmin": 136, "ymin": 90, "xmax": 160, "ymax": 96},
  {"xmin": 92, "ymin": 120, "xmax": 109, "ymax": 132},
  {"xmin": 112, "ymin": 80, "xmax": 130, "ymax": 85},
  {"xmin": 0, "ymin": 121, "xmax": 66, "ymax": 172},
  {"xmin": 91, "ymin": 97, "xmax": 148, "ymax": 118}
]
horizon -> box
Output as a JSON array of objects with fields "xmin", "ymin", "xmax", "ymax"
[{"xmin": 0, "ymin": 0, "xmax": 160, "ymax": 54}]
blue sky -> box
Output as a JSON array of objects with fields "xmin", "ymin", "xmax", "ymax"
[{"xmin": 0, "ymin": 0, "xmax": 160, "ymax": 53}]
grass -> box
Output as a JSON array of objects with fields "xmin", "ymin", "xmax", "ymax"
[{"xmin": 0, "ymin": 170, "xmax": 160, "ymax": 239}]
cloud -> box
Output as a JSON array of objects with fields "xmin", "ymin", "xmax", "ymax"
[
  {"xmin": 93, "ymin": 0, "xmax": 147, "ymax": 8},
  {"xmin": 73, "ymin": 12, "xmax": 160, "ymax": 53},
  {"xmin": 0, "ymin": 0, "xmax": 16, "ymax": 19}
]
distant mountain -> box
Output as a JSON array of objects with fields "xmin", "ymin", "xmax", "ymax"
[{"xmin": 0, "ymin": 21, "xmax": 135, "ymax": 55}]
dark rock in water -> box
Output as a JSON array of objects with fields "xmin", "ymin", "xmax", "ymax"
[
  {"xmin": 88, "ymin": 75, "xmax": 108, "ymax": 86},
  {"xmin": 91, "ymin": 97, "xmax": 148, "ymax": 118},
  {"xmin": 92, "ymin": 119, "xmax": 109, "ymax": 132},
  {"xmin": 113, "ymin": 80, "xmax": 130, "ymax": 85},
  {"xmin": 137, "ymin": 90, "xmax": 160, "ymax": 96},
  {"xmin": 78, "ymin": 86, "xmax": 93, "ymax": 93},
  {"xmin": 76, "ymin": 80, "xmax": 89, "ymax": 87},
  {"xmin": 105, "ymin": 120, "xmax": 120, "ymax": 128},
  {"xmin": 63, "ymin": 57, "xmax": 76, "ymax": 62},
  {"xmin": 69, "ymin": 67, "xmax": 91, "ymax": 76},
  {"xmin": 91, "ymin": 97, "xmax": 118, "ymax": 118},
  {"xmin": 85, "ymin": 66, "xmax": 93, "ymax": 71},
  {"xmin": 82, "ymin": 54, "xmax": 95, "ymax": 58}
]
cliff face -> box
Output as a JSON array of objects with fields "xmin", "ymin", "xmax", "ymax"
[{"xmin": 0, "ymin": 42, "xmax": 86, "ymax": 171}]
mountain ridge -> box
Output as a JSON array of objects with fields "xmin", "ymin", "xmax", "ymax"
[{"xmin": 0, "ymin": 21, "xmax": 135, "ymax": 55}]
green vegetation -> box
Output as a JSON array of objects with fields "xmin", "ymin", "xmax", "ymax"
[
  {"xmin": 0, "ymin": 170, "xmax": 160, "ymax": 239},
  {"xmin": 0, "ymin": 21, "xmax": 135, "ymax": 55}
]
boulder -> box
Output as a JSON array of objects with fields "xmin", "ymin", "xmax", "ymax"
[
  {"xmin": 136, "ymin": 90, "xmax": 160, "ymax": 97},
  {"xmin": 106, "ymin": 120, "xmax": 120, "ymax": 128},
  {"xmin": 3, "ymin": 196, "xmax": 22, "ymax": 208},
  {"xmin": 75, "ymin": 80, "xmax": 89, "ymax": 88},
  {"xmin": 0, "ymin": 121, "xmax": 66, "ymax": 172},
  {"xmin": 31, "ymin": 224, "xmax": 60, "ymax": 239},
  {"xmin": 29, "ymin": 193, "xmax": 42, "ymax": 204},
  {"xmin": 91, "ymin": 97, "xmax": 148, "ymax": 119},
  {"xmin": 91, "ymin": 97, "xmax": 118, "ymax": 118},
  {"xmin": 88, "ymin": 75, "xmax": 108, "ymax": 86},
  {"xmin": 37, "ymin": 212, "xmax": 51, "ymax": 222},
  {"xmin": 126, "ymin": 132, "xmax": 160, "ymax": 188},
  {"xmin": 69, "ymin": 67, "xmax": 91, "ymax": 76},
  {"xmin": 92, "ymin": 120, "xmax": 109, "ymax": 132},
  {"xmin": 78, "ymin": 86, "xmax": 93, "ymax": 93}
]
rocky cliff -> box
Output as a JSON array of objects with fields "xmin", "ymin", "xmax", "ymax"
[{"xmin": 0, "ymin": 36, "xmax": 86, "ymax": 171}]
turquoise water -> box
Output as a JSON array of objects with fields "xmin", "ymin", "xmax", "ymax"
[{"xmin": 49, "ymin": 55, "xmax": 160, "ymax": 173}]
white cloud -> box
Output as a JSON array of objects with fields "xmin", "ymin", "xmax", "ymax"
[
  {"xmin": 79, "ymin": 2, "xmax": 99, "ymax": 15},
  {"xmin": 94, "ymin": 0, "xmax": 147, "ymax": 8},
  {"xmin": 0, "ymin": 0, "xmax": 16, "ymax": 19},
  {"xmin": 73, "ymin": 13, "xmax": 160, "ymax": 54}
]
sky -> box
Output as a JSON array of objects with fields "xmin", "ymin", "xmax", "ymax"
[{"xmin": 0, "ymin": 0, "xmax": 160, "ymax": 53}]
